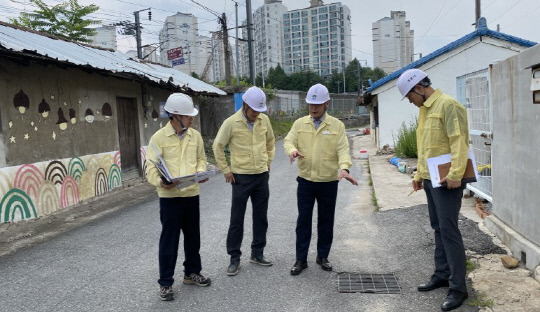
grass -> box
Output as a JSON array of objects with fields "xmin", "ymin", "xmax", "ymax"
[
  {"xmin": 269, "ymin": 116, "xmax": 294, "ymax": 139},
  {"xmin": 367, "ymin": 159, "xmax": 380, "ymax": 211},
  {"xmin": 466, "ymin": 259, "xmax": 479, "ymax": 272},
  {"xmin": 393, "ymin": 119, "xmax": 418, "ymax": 158},
  {"xmin": 468, "ymin": 292, "xmax": 494, "ymax": 308}
]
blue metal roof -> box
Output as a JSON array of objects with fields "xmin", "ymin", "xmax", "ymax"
[{"xmin": 366, "ymin": 17, "xmax": 536, "ymax": 94}]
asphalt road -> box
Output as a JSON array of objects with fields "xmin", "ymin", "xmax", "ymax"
[{"xmin": 0, "ymin": 134, "xmax": 480, "ymax": 312}]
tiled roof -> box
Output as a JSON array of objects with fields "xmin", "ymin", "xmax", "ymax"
[{"xmin": 366, "ymin": 18, "xmax": 536, "ymax": 94}]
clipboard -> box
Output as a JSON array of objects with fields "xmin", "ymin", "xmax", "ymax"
[
  {"xmin": 427, "ymin": 148, "xmax": 479, "ymax": 188},
  {"xmin": 438, "ymin": 159, "xmax": 477, "ymax": 184}
]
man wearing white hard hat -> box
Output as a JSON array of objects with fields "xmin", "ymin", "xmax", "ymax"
[
  {"xmin": 146, "ymin": 93, "xmax": 211, "ymax": 301},
  {"xmin": 284, "ymin": 83, "xmax": 358, "ymax": 276},
  {"xmin": 213, "ymin": 86, "xmax": 275, "ymax": 276},
  {"xmin": 397, "ymin": 68, "xmax": 470, "ymax": 311}
]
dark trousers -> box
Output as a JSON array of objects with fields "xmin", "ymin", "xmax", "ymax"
[
  {"xmin": 158, "ymin": 196, "xmax": 201, "ymax": 287},
  {"xmin": 424, "ymin": 180, "xmax": 467, "ymax": 293},
  {"xmin": 295, "ymin": 176, "xmax": 338, "ymax": 261},
  {"xmin": 227, "ymin": 172, "xmax": 270, "ymax": 261}
]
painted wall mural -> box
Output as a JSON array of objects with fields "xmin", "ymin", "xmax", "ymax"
[{"xmin": 0, "ymin": 151, "xmax": 123, "ymax": 223}]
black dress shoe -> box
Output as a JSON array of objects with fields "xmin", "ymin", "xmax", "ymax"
[
  {"xmin": 441, "ymin": 290, "xmax": 468, "ymax": 311},
  {"xmin": 290, "ymin": 260, "xmax": 308, "ymax": 275},
  {"xmin": 315, "ymin": 257, "xmax": 333, "ymax": 271},
  {"xmin": 417, "ymin": 278, "xmax": 449, "ymax": 292}
]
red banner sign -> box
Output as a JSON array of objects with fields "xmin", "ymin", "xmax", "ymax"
[{"xmin": 167, "ymin": 47, "xmax": 183, "ymax": 60}]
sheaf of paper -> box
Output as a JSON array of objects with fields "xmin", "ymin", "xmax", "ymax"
[
  {"xmin": 173, "ymin": 169, "xmax": 220, "ymax": 190},
  {"xmin": 427, "ymin": 148, "xmax": 478, "ymax": 188}
]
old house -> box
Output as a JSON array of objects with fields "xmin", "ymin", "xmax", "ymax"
[
  {"xmin": 0, "ymin": 22, "xmax": 225, "ymax": 223},
  {"xmin": 363, "ymin": 18, "xmax": 535, "ymax": 149}
]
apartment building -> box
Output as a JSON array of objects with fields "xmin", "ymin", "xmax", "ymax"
[
  {"xmin": 159, "ymin": 12, "xmax": 205, "ymax": 75},
  {"xmin": 372, "ymin": 11, "xmax": 414, "ymax": 75},
  {"xmin": 281, "ymin": 1, "xmax": 352, "ymax": 81}
]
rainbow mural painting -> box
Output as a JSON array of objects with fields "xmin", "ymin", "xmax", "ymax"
[{"xmin": 0, "ymin": 151, "xmax": 123, "ymax": 223}]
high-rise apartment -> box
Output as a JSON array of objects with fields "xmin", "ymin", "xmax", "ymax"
[
  {"xmin": 372, "ymin": 11, "xmax": 414, "ymax": 75},
  {"xmin": 281, "ymin": 1, "xmax": 352, "ymax": 81},
  {"xmin": 242, "ymin": 0, "xmax": 287, "ymax": 80},
  {"xmin": 159, "ymin": 13, "xmax": 204, "ymax": 75}
]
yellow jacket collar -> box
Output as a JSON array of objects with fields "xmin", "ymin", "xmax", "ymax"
[
  {"xmin": 234, "ymin": 108, "xmax": 261, "ymax": 122},
  {"xmin": 424, "ymin": 89, "xmax": 443, "ymax": 108},
  {"xmin": 164, "ymin": 121, "xmax": 191, "ymax": 137}
]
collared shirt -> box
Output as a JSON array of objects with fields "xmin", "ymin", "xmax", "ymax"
[
  {"xmin": 284, "ymin": 113, "xmax": 352, "ymax": 182},
  {"xmin": 146, "ymin": 121, "xmax": 207, "ymax": 198},
  {"xmin": 241, "ymin": 110, "xmax": 255, "ymax": 131},
  {"xmin": 415, "ymin": 89, "xmax": 470, "ymax": 182},
  {"xmin": 312, "ymin": 113, "xmax": 326, "ymax": 130},
  {"xmin": 213, "ymin": 109, "xmax": 275, "ymax": 175}
]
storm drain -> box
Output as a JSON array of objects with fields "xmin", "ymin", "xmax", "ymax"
[{"xmin": 337, "ymin": 273, "xmax": 401, "ymax": 294}]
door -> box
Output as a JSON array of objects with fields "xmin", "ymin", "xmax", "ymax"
[
  {"xmin": 116, "ymin": 97, "xmax": 140, "ymax": 180},
  {"xmin": 456, "ymin": 69, "xmax": 492, "ymax": 202}
]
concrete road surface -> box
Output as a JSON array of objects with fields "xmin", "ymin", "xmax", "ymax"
[{"xmin": 0, "ymin": 134, "xmax": 480, "ymax": 312}]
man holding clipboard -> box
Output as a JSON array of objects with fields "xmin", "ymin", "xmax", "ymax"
[
  {"xmin": 146, "ymin": 93, "xmax": 211, "ymax": 301},
  {"xmin": 397, "ymin": 69, "xmax": 470, "ymax": 311}
]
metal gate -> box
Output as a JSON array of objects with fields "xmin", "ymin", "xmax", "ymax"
[{"xmin": 456, "ymin": 69, "xmax": 492, "ymax": 201}]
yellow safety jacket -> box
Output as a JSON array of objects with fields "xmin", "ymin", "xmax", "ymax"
[
  {"xmin": 415, "ymin": 89, "xmax": 470, "ymax": 182},
  {"xmin": 146, "ymin": 122, "xmax": 207, "ymax": 197},
  {"xmin": 213, "ymin": 109, "xmax": 275, "ymax": 174},
  {"xmin": 284, "ymin": 113, "xmax": 352, "ymax": 182}
]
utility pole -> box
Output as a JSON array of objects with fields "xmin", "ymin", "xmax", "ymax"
[
  {"xmin": 134, "ymin": 11, "xmax": 142, "ymax": 59},
  {"xmin": 220, "ymin": 13, "xmax": 232, "ymax": 85},
  {"xmin": 246, "ymin": 0, "xmax": 255, "ymax": 85},
  {"xmin": 235, "ymin": 1, "xmax": 240, "ymax": 85},
  {"xmin": 356, "ymin": 59, "xmax": 368, "ymax": 95},
  {"xmin": 133, "ymin": 8, "xmax": 151, "ymax": 59},
  {"xmin": 475, "ymin": 0, "xmax": 481, "ymax": 27}
]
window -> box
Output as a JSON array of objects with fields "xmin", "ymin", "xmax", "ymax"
[
  {"xmin": 312, "ymin": 23, "xmax": 318, "ymax": 29},
  {"xmin": 291, "ymin": 12, "xmax": 299, "ymax": 18},
  {"xmin": 302, "ymin": 11, "xmax": 307, "ymax": 17},
  {"xmin": 319, "ymin": 21, "xmax": 328, "ymax": 27},
  {"xmin": 292, "ymin": 18, "xmax": 300, "ymax": 25},
  {"xmin": 319, "ymin": 7, "xmax": 328, "ymax": 13},
  {"xmin": 303, "ymin": 44, "xmax": 309, "ymax": 50},
  {"xmin": 312, "ymin": 29, "xmax": 318, "ymax": 35},
  {"xmin": 302, "ymin": 17, "xmax": 308, "ymax": 23},
  {"xmin": 312, "ymin": 16, "xmax": 318, "ymax": 22},
  {"xmin": 320, "ymin": 13, "xmax": 328, "ymax": 20}
]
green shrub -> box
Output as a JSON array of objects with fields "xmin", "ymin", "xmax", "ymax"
[
  {"xmin": 393, "ymin": 119, "xmax": 418, "ymax": 158},
  {"xmin": 269, "ymin": 117, "xmax": 294, "ymax": 139}
]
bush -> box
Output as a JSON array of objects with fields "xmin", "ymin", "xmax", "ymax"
[
  {"xmin": 269, "ymin": 116, "xmax": 294, "ymax": 139},
  {"xmin": 393, "ymin": 119, "xmax": 418, "ymax": 158}
]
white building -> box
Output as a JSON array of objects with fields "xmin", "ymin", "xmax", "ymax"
[
  {"xmin": 364, "ymin": 18, "xmax": 535, "ymax": 150},
  {"xmin": 90, "ymin": 25, "xmax": 117, "ymax": 51},
  {"xmin": 281, "ymin": 1, "xmax": 352, "ymax": 81},
  {"xmin": 159, "ymin": 13, "xmax": 204, "ymax": 76},
  {"xmin": 243, "ymin": 0, "xmax": 287, "ymax": 80},
  {"xmin": 372, "ymin": 11, "xmax": 414, "ymax": 75}
]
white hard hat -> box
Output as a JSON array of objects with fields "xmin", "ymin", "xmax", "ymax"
[
  {"xmin": 242, "ymin": 86, "xmax": 267, "ymax": 112},
  {"xmin": 164, "ymin": 93, "xmax": 198, "ymax": 116},
  {"xmin": 397, "ymin": 69, "xmax": 428, "ymax": 99},
  {"xmin": 306, "ymin": 83, "xmax": 330, "ymax": 104}
]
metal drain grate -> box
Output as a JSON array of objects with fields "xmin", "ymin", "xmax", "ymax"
[{"xmin": 337, "ymin": 273, "xmax": 401, "ymax": 294}]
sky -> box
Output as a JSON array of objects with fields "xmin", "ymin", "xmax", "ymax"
[{"xmin": 0, "ymin": 0, "xmax": 538, "ymax": 68}]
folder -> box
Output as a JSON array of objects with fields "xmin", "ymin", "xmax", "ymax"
[
  {"xmin": 437, "ymin": 158, "xmax": 477, "ymax": 184},
  {"xmin": 427, "ymin": 148, "xmax": 479, "ymax": 188}
]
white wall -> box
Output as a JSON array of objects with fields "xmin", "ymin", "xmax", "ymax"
[
  {"xmin": 487, "ymin": 44, "xmax": 540, "ymax": 271},
  {"xmin": 373, "ymin": 38, "xmax": 530, "ymax": 148}
]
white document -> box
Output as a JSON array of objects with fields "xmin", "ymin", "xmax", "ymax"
[
  {"xmin": 148, "ymin": 142, "xmax": 220, "ymax": 189},
  {"xmin": 427, "ymin": 148, "xmax": 478, "ymax": 188}
]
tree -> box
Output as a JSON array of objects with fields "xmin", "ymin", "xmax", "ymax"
[{"xmin": 10, "ymin": 0, "xmax": 100, "ymax": 43}]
